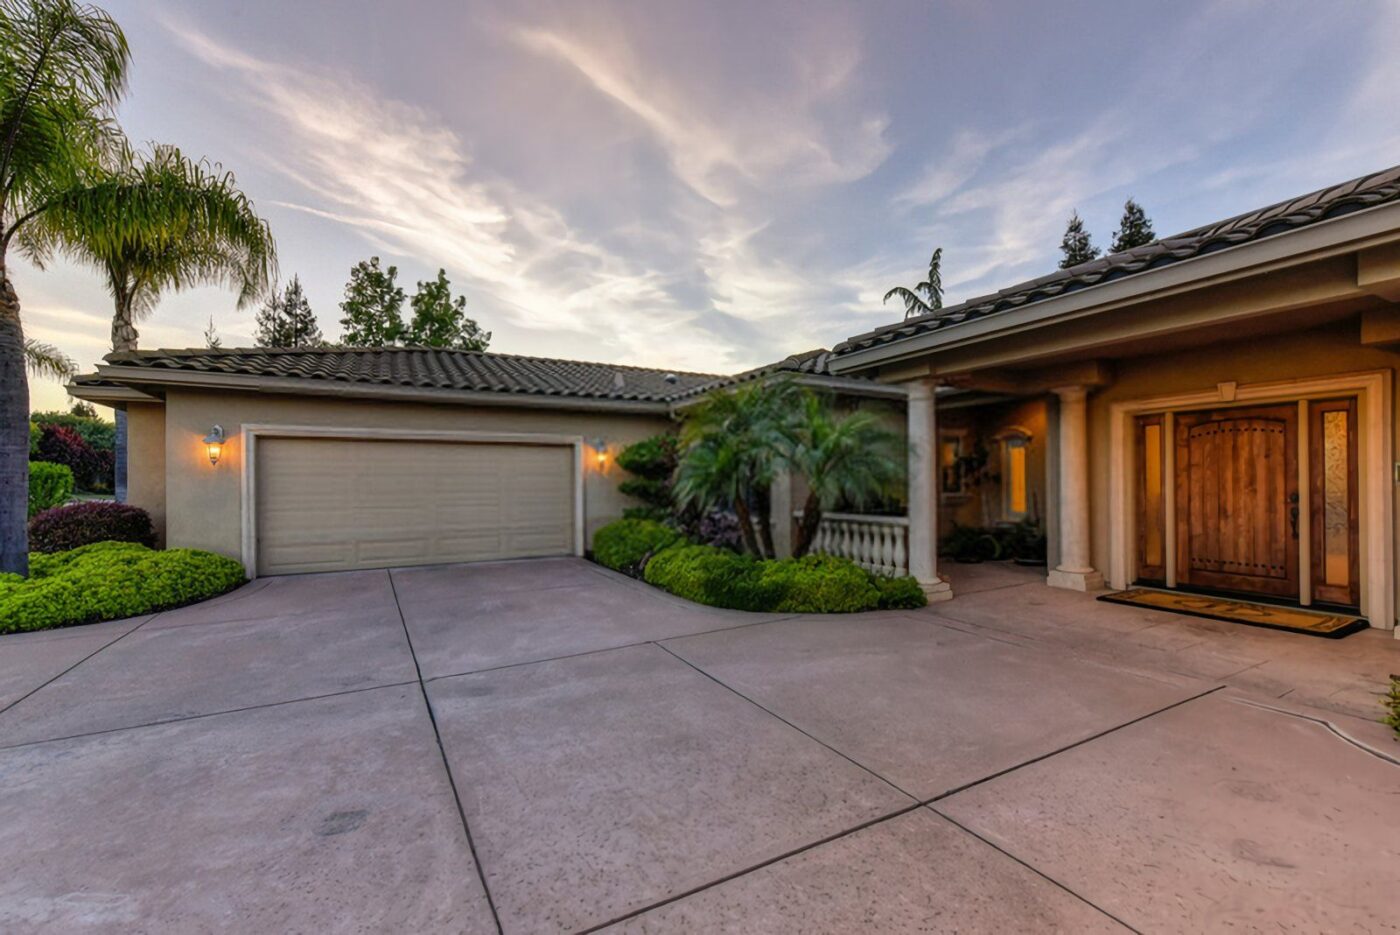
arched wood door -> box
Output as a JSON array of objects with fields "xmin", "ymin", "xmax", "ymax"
[{"xmin": 1174, "ymin": 405, "xmax": 1299, "ymax": 598}]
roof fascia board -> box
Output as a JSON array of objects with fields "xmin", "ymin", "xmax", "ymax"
[
  {"xmin": 830, "ymin": 200, "xmax": 1400, "ymax": 373},
  {"xmin": 90, "ymin": 365, "xmax": 674, "ymax": 415}
]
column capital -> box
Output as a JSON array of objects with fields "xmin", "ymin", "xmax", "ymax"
[
  {"xmin": 1051, "ymin": 384, "xmax": 1089, "ymax": 403},
  {"xmin": 903, "ymin": 378, "xmax": 938, "ymax": 401}
]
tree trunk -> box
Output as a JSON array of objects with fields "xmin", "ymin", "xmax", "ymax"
[
  {"xmin": 733, "ymin": 498, "xmax": 762, "ymax": 557},
  {"xmin": 792, "ymin": 490, "xmax": 823, "ymax": 559},
  {"xmin": 0, "ymin": 265, "xmax": 30, "ymax": 576},
  {"xmin": 753, "ymin": 490, "xmax": 776, "ymax": 559},
  {"xmin": 111, "ymin": 293, "xmax": 137, "ymax": 503}
]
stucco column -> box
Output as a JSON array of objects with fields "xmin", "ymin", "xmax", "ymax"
[
  {"xmin": 1047, "ymin": 385, "xmax": 1104, "ymax": 591},
  {"xmin": 906, "ymin": 379, "xmax": 953, "ymax": 602}
]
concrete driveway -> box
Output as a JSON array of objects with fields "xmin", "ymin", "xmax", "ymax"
[{"xmin": 1, "ymin": 559, "xmax": 1396, "ymax": 933}]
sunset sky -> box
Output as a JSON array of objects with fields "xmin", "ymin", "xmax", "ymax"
[{"xmin": 18, "ymin": 0, "xmax": 1400, "ymax": 411}]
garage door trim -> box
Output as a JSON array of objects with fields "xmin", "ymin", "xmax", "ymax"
[{"xmin": 240, "ymin": 423, "xmax": 585, "ymax": 577}]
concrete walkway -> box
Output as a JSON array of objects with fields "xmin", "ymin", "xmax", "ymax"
[{"xmin": 0, "ymin": 559, "xmax": 1395, "ymax": 933}]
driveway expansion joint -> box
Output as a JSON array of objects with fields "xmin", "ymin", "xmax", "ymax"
[
  {"xmin": 0, "ymin": 610, "xmax": 161, "ymax": 720},
  {"xmin": 387, "ymin": 568, "xmax": 505, "ymax": 935}
]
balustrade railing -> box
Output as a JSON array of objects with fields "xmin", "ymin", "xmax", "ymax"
[{"xmin": 795, "ymin": 511, "xmax": 909, "ymax": 576}]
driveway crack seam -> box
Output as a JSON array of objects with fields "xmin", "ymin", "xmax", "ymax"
[
  {"xmin": 0, "ymin": 680, "xmax": 421, "ymax": 752},
  {"xmin": 574, "ymin": 801, "xmax": 926, "ymax": 934},
  {"xmin": 925, "ymin": 808, "xmax": 1141, "ymax": 934},
  {"xmin": 652, "ymin": 641, "xmax": 921, "ymax": 801},
  {"xmin": 0, "ymin": 611, "xmax": 163, "ymax": 720},
  {"xmin": 925, "ymin": 684, "xmax": 1225, "ymax": 804},
  {"xmin": 387, "ymin": 569, "xmax": 504, "ymax": 935}
]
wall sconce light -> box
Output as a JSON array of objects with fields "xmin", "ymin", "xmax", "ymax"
[
  {"xmin": 591, "ymin": 437, "xmax": 608, "ymax": 467},
  {"xmin": 202, "ymin": 425, "xmax": 226, "ymax": 466}
]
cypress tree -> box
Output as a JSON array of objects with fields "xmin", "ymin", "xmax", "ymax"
[
  {"xmin": 255, "ymin": 276, "xmax": 323, "ymax": 347},
  {"xmin": 1110, "ymin": 198, "xmax": 1155, "ymax": 253},
  {"xmin": 1059, "ymin": 211, "xmax": 1100, "ymax": 269}
]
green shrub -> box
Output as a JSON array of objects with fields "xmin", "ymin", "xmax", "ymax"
[
  {"xmin": 644, "ymin": 545, "xmax": 911, "ymax": 614},
  {"xmin": 873, "ymin": 574, "xmax": 928, "ymax": 609},
  {"xmin": 0, "ymin": 542, "xmax": 246, "ymax": 634},
  {"xmin": 615, "ymin": 435, "xmax": 677, "ymax": 479},
  {"xmin": 1383, "ymin": 675, "xmax": 1400, "ymax": 741},
  {"xmin": 758, "ymin": 554, "xmax": 880, "ymax": 613},
  {"xmin": 592, "ymin": 518, "xmax": 681, "ymax": 575},
  {"xmin": 28, "ymin": 462, "xmax": 74, "ymax": 517},
  {"xmin": 644, "ymin": 544, "xmax": 780, "ymax": 610}
]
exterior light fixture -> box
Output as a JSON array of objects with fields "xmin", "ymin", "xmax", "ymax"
[
  {"xmin": 592, "ymin": 437, "xmax": 608, "ymax": 467},
  {"xmin": 202, "ymin": 425, "xmax": 226, "ymax": 466}
]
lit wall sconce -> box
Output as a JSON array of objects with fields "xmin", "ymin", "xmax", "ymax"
[
  {"xmin": 591, "ymin": 437, "xmax": 608, "ymax": 468},
  {"xmin": 202, "ymin": 425, "xmax": 226, "ymax": 466}
]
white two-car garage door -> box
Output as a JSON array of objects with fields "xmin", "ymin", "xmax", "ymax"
[{"xmin": 254, "ymin": 436, "xmax": 577, "ymax": 576}]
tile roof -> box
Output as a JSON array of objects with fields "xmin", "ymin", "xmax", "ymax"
[
  {"xmin": 834, "ymin": 163, "xmax": 1400, "ymax": 358},
  {"xmin": 666, "ymin": 348, "xmax": 852, "ymax": 401},
  {"xmin": 95, "ymin": 347, "xmax": 723, "ymax": 403}
]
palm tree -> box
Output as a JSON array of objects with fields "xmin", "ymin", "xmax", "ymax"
[
  {"xmin": 779, "ymin": 393, "xmax": 904, "ymax": 558},
  {"xmin": 50, "ymin": 142, "xmax": 276, "ymax": 499},
  {"xmin": 674, "ymin": 380, "xmax": 799, "ymax": 557},
  {"xmin": 883, "ymin": 248, "xmax": 943, "ymax": 319},
  {"xmin": 1, "ymin": 0, "xmax": 129, "ymax": 575}
]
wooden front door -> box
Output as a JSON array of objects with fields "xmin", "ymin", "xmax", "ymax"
[{"xmin": 1175, "ymin": 405, "xmax": 1299, "ymax": 598}]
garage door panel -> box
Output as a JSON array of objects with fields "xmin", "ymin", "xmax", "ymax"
[{"xmin": 256, "ymin": 437, "xmax": 575, "ymax": 575}]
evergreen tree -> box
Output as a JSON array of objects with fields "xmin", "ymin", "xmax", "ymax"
[
  {"xmin": 254, "ymin": 276, "xmax": 323, "ymax": 347},
  {"xmin": 1058, "ymin": 211, "xmax": 1100, "ymax": 269},
  {"xmin": 203, "ymin": 316, "xmax": 222, "ymax": 349},
  {"xmin": 404, "ymin": 269, "xmax": 490, "ymax": 350},
  {"xmin": 338, "ymin": 257, "xmax": 406, "ymax": 346},
  {"xmin": 1110, "ymin": 198, "xmax": 1155, "ymax": 253}
]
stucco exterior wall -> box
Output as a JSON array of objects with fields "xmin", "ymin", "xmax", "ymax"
[
  {"xmin": 1086, "ymin": 318, "xmax": 1400, "ymax": 622},
  {"xmin": 154, "ymin": 390, "xmax": 673, "ymax": 564},
  {"xmin": 938, "ymin": 397, "xmax": 1050, "ymax": 532},
  {"xmin": 125, "ymin": 403, "xmax": 167, "ymax": 546}
]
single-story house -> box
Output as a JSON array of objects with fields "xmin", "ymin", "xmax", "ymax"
[{"xmin": 71, "ymin": 164, "xmax": 1400, "ymax": 638}]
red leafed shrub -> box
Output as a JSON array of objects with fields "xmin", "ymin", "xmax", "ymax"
[
  {"xmin": 28, "ymin": 502, "xmax": 157, "ymax": 553},
  {"xmin": 35, "ymin": 425, "xmax": 112, "ymax": 492}
]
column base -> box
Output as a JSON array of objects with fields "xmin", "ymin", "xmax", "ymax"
[
  {"xmin": 918, "ymin": 576, "xmax": 954, "ymax": 603},
  {"xmin": 1046, "ymin": 568, "xmax": 1104, "ymax": 592}
]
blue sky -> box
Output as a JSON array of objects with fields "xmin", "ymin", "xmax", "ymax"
[{"xmin": 20, "ymin": 0, "xmax": 1400, "ymax": 410}]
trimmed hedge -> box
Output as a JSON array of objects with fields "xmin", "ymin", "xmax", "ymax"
[
  {"xmin": 27, "ymin": 461, "xmax": 74, "ymax": 517},
  {"xmin": 29, "ymin": 501, "xmax": 157, "ymax": 553},
  {"xmin": 0, "ymin": 542, "xmax": 246, "ymax": 634},
  {"xmin": 642, "ymin": 544, "xmax": 927, "ymax": 613},
  {"xmin": 592, "ymin": 518, "xmax": 680, "ymax": 575}
]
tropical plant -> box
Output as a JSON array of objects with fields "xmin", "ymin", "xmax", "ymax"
[
  {"xmin": 883, "ymin": 247, "xmax": 943, "ymax": 319},
  {"xmin": 673, "ymin": 380, "xmax": 798, "ymax": 557},
  {"xmin": 1110, "ymin": 198, "xmax": 1155, "ymax": 253},
  {"xmin": 338, "ymin": 256, "xmax": 405, "ymax": 346},
  {"xmin": 0, "ymin": 0, "xmax": 130, "ymax": 575},
  {"xmin": 405, "ymin": 268, "xmax": 489, "ymax": 350},
  {"xmin": 781, "ymin": 392, "xmax": 904, "ymax": 558},
  {"xmin": 1059, "ymin": 211, "xmax": 1100, "ymax": 268},
  {"xmin": 23, "ymin": 338, "xmax": 75, "ymax": 378}
]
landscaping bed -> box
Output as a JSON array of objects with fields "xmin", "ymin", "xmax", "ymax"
[
  {"xmin": 592, "ymin": 518, "xmax": 925, "ymax": 613},
  {"xmin": 0, "ymin": 541, "xmax": 246, "ymax": 634}
]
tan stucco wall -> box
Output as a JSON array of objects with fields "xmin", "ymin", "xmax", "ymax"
[
  {"xmin": 125, "ymin": 403, "xmax": 167, "ymax": 546},
  {"xmin": 152, "ymin": 390, "xmax": 673, "ymax": 564},
  {"xmin": 1087, "ymin": 317, "xmax": 1400, "ymax": 621}
]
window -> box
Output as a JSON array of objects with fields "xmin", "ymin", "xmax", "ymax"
[
  {"xmin": 1000, "ymin": 433, "xmax": 1030, "ymax": 522},
  {"xmin": 939, "ymin": 431, "xmax": 967, "ymax": 497}
]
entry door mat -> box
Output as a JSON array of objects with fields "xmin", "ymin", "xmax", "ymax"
[{"xmin": 1098, "ymin": 589, "xmax": 1368, "ymax": 638}]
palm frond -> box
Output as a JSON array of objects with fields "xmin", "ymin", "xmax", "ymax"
[{"xmin": 23, "ymin": 337, "xmax": 75, "ymax": 379}]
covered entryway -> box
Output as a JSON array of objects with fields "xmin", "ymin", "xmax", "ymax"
[{"xmin": 253, "ymin": 435, "xmax": 578, "ymax": 575}]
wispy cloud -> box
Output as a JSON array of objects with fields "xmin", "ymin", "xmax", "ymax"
[{"xmin": 515, "ymin": 24, "xmax": 891, "ymax": 206}]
